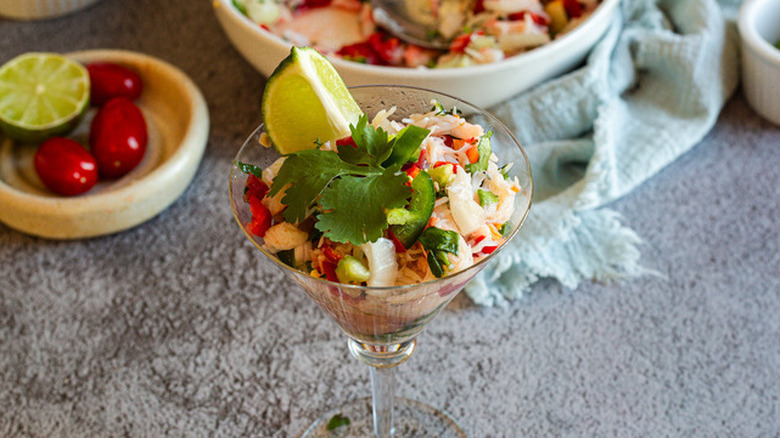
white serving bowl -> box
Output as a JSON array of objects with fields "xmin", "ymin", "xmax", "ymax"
[
  {"xmin": 0, "ymin": 0, "xmax": 103, "ymax": 20},
  {"xmin": 739, "ymin": 0, "xmax": 780, "ymax": 125},
  {"xmin": 213, "ymin": 0, "xmax": 620, "ymax": 108},
  {"xmin": 0, "ymin": 50, "xmax": 210, "ymax": 240}
]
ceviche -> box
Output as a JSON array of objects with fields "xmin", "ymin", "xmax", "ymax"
[
  {"xmin": 239, "ymin": 102, "xmax": 522, "ymax": 287},
  {"xmin": 233, "ymin": 0, "xmax": 602, "ymax": 68}
]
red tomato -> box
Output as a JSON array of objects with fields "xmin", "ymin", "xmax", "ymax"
[
  {"xmin": 34, "ymin": 137, "xmax": 98, "ymax": 196},
  {"xmin": 449, "ymin": 33, "xmax": 473, "ymax": 53},
  {"xmin": 368, "ymin": 33, "xmax": 403, "ymax": 65},
  {"xmin": 86, "ymin": 63, "xmax": 144, "ymax": 106},
  {"xmin": 337, "ymin": 41, "xmax": 382, "ymax": 65},
  {"xmin": 295, "ymin": 0, "xmax": 331, "ymax": 13},
  {"xmin": 90, "ymin": 97, "xmax": 148, "ymax": 179}
]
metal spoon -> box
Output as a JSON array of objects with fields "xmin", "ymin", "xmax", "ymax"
[{"xmin": 370, "ymin": 0, "xmax": 473, "ymax": 50}]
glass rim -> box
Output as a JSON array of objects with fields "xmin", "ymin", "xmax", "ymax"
[{"xmin": 228, "ymin": 84, "xmax": 533, "ymax": 293}]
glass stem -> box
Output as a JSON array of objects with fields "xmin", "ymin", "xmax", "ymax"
[
  {"xmin": 348, "ymin": 338, "xmax": 417, "ymax": 438},
  {"xmin": 370, "ymin": 366, "xmax": 395, "ymax": 438}
]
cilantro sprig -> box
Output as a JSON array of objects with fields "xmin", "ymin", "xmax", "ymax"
[
  {"xmin": 268, "ymin": 115, "xmax": 430, "ymax": 245},
  {"xmin": 418, "ymin": 227, "xmax": 460, "ymax": 278}
]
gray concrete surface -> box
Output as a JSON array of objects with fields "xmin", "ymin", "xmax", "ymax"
[{"xmin": 1, "ymin": 0, "xmax": 779, "ymax": 436}]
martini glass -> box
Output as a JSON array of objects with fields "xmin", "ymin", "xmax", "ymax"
[{"xmin": 229, "ymin": 85, "xmax": 532, "ymax": 437}]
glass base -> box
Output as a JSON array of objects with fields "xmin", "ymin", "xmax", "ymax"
[{"xmin": 301, "ymin": 397, "xmax": 466, "ymax": 438}]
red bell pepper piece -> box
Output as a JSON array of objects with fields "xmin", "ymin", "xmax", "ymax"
[
  {"xmin": 415, "ymin": 148, "xmax": 427, "ymax": 168},
  {"xmin": 507, "ymin": 11, "xmax": 550, "ymax": 26},
  {"xmin": 320, "ymin": 260, "xmax": 339, "ymax": 282},
  {"xmin": 562, "ymin": 0, "xmax": 583, "ymax": 18},
  {"xmin": 387, "ymin": 229, "xmax": 408, "ymax": 253},
  {"xmin": 481, "ymin": 245, "xmax": 498, "ymax": 254},
  {"xmin": 321, "ymin": 245, "xmax": 343, "ymax": 264},
  {"xmin": 244, "ymin": 174, "xmax": 268, "ymax": 203},
  {"xmin": 405, "ymin": 165, "xmax": 421, "ymax": 180},
  {"xmin": 248, "ymin": 197, "xmax": 272, "ymax": 237}
]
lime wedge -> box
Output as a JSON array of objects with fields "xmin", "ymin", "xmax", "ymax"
[
  {"xmin": 262, "ymin": 47, "xmax": 362, "ymax": 154},
  {"xmin": 0, "ymin": 52, "xmax": 90, "ymax": 143}
]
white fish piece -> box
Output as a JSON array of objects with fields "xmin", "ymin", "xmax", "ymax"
[
  {"xmin": 360, "ymin": 238, "xmax": 398, "ymax": 288},
  {"xmin": 447, "ymin": 169, "xmax": 485, "ymax": 236},
  {"xmin": 264, "ymin": 223, "xmax": 309, "ymax": 252}
]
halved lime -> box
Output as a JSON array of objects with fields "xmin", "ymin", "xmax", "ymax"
[
  {"xmin": 261, "ymin": 47, "xmax": 362, "ymax": 155},
  {"xmin": 0, "ymin": 52, "xmax": 90, "ymax": 143}
]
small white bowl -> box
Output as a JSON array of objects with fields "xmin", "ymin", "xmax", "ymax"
[
  {"xmin": 0, "ymin": 0, "xmax": 103, "ymax": 20},
  {"xmin": 213, "ymin": 0, "xmax": 620, "ymax": 108},
  {"xmin": 739, "ymin": 0, "xmax": 780, "ymax": 125},
  {"xmin": 0, "ymin": 50, "xmax": 210, "ymax": 240}
]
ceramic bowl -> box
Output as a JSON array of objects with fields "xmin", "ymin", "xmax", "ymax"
[
  {"xmin": 213, "ymin": 0, "xmax": 620, "ymax": 108},
  {"xmin": 0, "ymin": 50, "xmax": 210, "ymax": 239},
  {"xmin": 0, "ymin": 0, "xmax": 103, "ymax": 20},
  {"xmin": 739, "ymin": 0, "xmax": 780, "ymax": 125}
]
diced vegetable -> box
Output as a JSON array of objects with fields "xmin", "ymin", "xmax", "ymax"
[
  {"xmin": 428, "ymin": 162, "xmax": 456, "ymax": 186},
  {"xmin": 248, "ymin": 197, "xmax": 272, "ymax": 237},
  {"xmin": 388, "ymin": 171, "xmax": 436, "ymax": 249},
  {"xmin": 545, "ymin": 0, "xmax": 569, "ymax": 34},
  {"xmin": 382, "ymin": 125, "xmax": 431, "ymax": 167},
  {"xmin": 277, "ymin": 249, "xmax": 297, "ymax": 267},
  {"xmin": 465, "ymin": 132, "xmax": 492, "ymax": 173},
  {"xmin": 336, "ymin": 255, "xmax": 371, "ymax": 284}
]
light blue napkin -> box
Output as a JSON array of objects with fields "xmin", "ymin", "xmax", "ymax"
[{"xmin": 466, "ymin": 0, "xmax": 741, "ymax": 306}]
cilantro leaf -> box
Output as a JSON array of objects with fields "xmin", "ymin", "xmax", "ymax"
[
  {"xmin": 431, "ymin": 100, "xmax": 462, "ymax": 116},
  {"xmin": 426, "ymin": 250, "xmax": 445, "ymax": 278},
  {"xmin": 271, "ymin": 149, "xmax": 374, "ymax": 224},
  {"xmin": 345, "ymin": 115, "xmax": 394, "ymax": 165},
  {"xmin": 266, "ymin": 114, "xmax": 422, "ymax": 244},
  {"xmin": 419, "ymin": 227, "xmax": 460, "ymax": 278},
  {"xmin": 237, "ymin": 161, "xmax": 263, "ymax": 179},
  {"xmin": 315, "ymin": 165, "xmax": 410, "ymax": 244},
  {"xmin": 477, "ymin": 188, "xmax": 499, "ymax": 206},
  {"xmin": 419, "ymin": 227, "xmax": 460, "ymax": 254},
  {"xmin": 337, "ymin": 139, "xmax": 369, "ymax": 165},
  {"xmin": 383, "ymin": 125, "xmax": 430, "ymax": 167}
]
